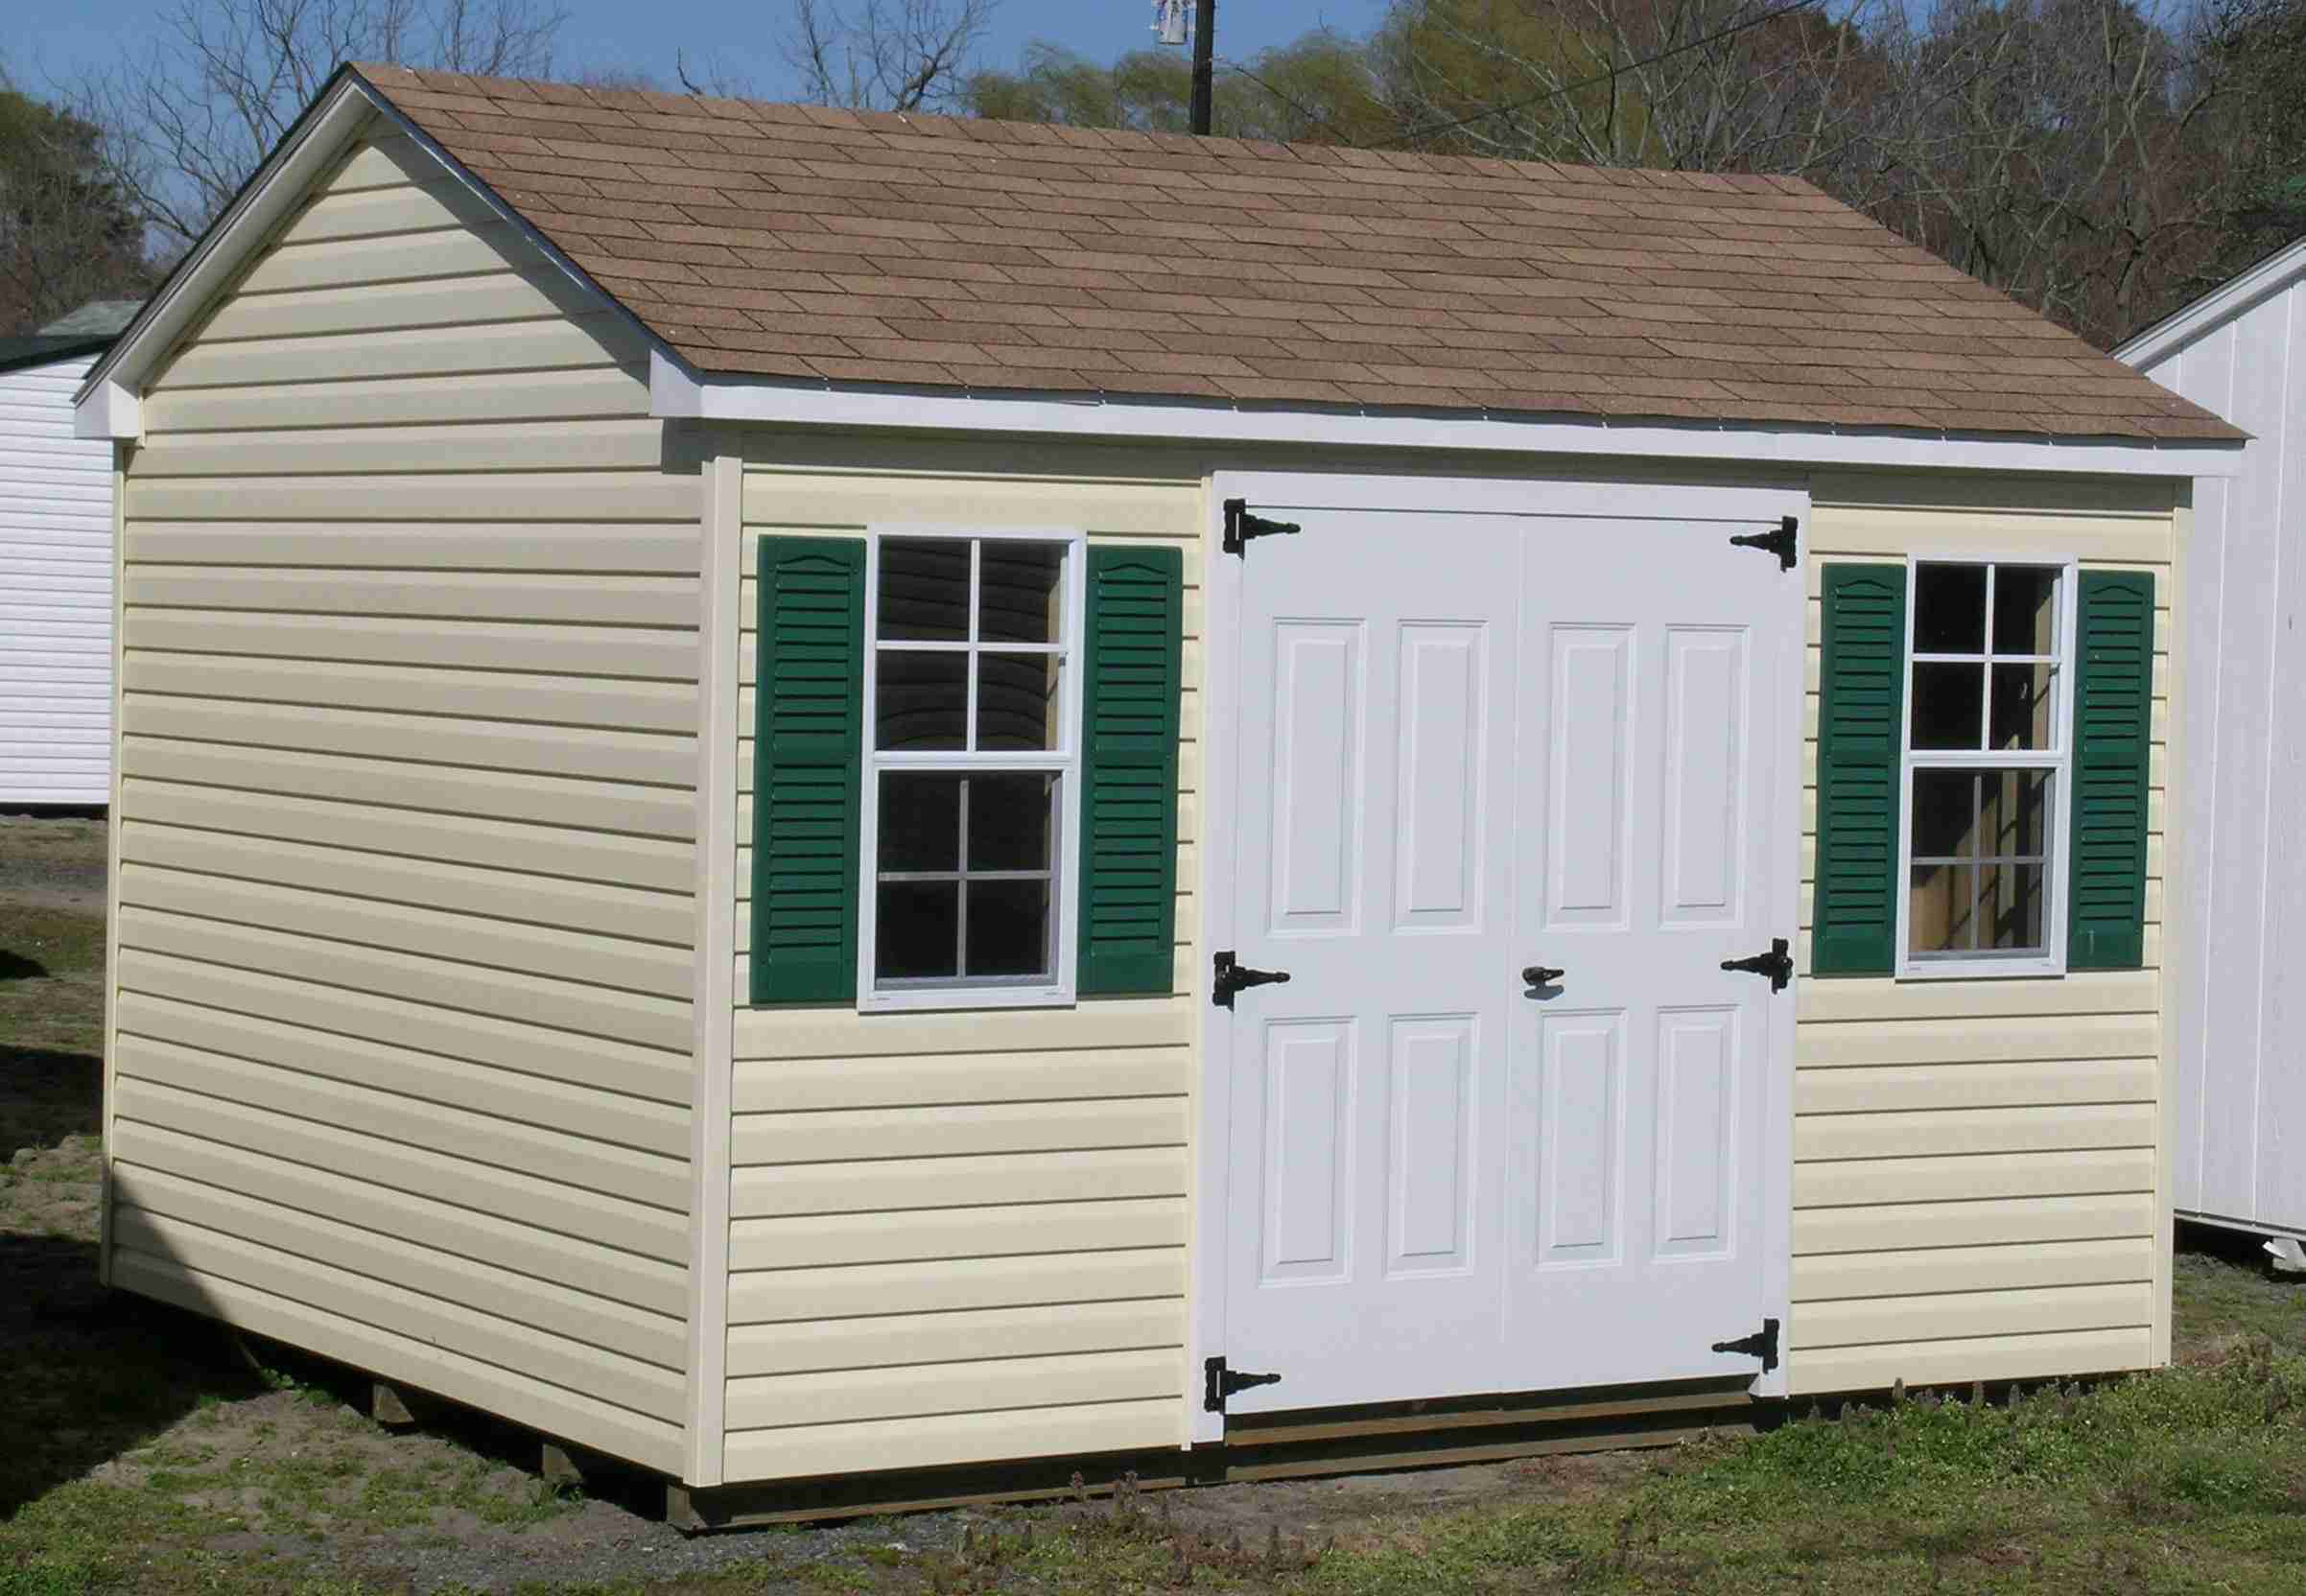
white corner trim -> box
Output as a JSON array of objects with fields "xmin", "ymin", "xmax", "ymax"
[
  {"xmin": 682, "ymin": 443, "xmax": 742, "ymax": 1488},
  {"xmin": 75, "ymin": 379, "xmax": 141, "ymax": 442},
  {"xmin": 2116, "ymin": 236, "xmax": 2306, "ymax": 369},
  {"xmin": 649, "ymin": 352, "xmax": 2245, "ymax": 480}
]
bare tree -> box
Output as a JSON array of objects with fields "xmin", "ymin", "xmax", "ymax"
[
  {"xmin": 784, "ymin": 0, "xmax": 998, "ymax": 112},
  {"xmin": 1378, "ymin": 0, "xmax": 1896, "ymax": 186},
  {"xmin": 1858, "ymin": 0, "xmax": 2246, "ymax": 344},
  {"xmin": 1380, "ymin": 0, "xmax": 2265, "ymax": 345},
  {"xmin": 73, "ymin": 0, "xmax": 565, "ymax": 256}
]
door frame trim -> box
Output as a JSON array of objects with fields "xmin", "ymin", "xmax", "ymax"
[{"xmin": 1188, "ymin": 467, "xmax": 1809, "ymax": 1443}]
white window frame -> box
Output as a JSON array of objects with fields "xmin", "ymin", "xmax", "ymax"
[
  {"xmin": 1894, "ymin": 552, "xmax": 2080, "ymax": 981},
  {"xmin": 856, "ymin": 525, "xmax": 1087, "ymax": 1012}
]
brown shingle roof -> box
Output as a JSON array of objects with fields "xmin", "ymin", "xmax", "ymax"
[{"xmin": 354, "ymin": 63, "xmax": 2240, "ymax": 443}]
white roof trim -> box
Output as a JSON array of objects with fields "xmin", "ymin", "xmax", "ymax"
[
  {"xmin": 651, "ymin": 352, "xmax": 2241, "ymax": 479},
  {"xmin": 74, "ymin": 65, "xmax": 669, "ymax": 441},
  {"xmin": 2115, "ymin": 235, "xmax": 2306, "ymax": 368},
  {"xmin": 74, "ymin": 76, "xmax": 376, "ymax": 439}
]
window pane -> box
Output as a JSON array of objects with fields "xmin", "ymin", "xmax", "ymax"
[
  {"xmin": 878, "ymin": 539, "xmax": 971, "ymax": 641},
  {"xmin": 979, "ymin": 543, "xmax": 1065, "ymax": 645},
  {"xmin": 1979, "ymin": 860, "xmax": 2047, "ymax": 951},
  {"xmin": 1915, "ymin": 564, "xmax": 1986, "ymax": 653},
  {"xmin": 880, "ymin": 774, "xmax": 960, "ymax": 872},
  {"xmin": 1910, "ymin": 862, "xmax": 1975, "ymax": 953},
  {"xmin": 1992, "ymin": 566, "xmax": 2059, "ymax": 656},
  {"xmin": 876, "ymin": 650, "xmax": 966, "ymax": 750},
  {"xmin": 1910, "ymin": 662, "xmax": 1984, "ymax": 749},
  {"xmin": 967, "ymin": 773, "xmax": 1054, "ymax": 871},
  {"xmin": 1988, "ymin": 662, "xmax": 2056, "ymax": 752},
  {"xmin": 877, "ymin": 881, "xmax": 959, "ymax": 979},
  {"xmin": 976, "ymin": 652, "xmax": 1064, "ymax": 751},
  {"xmin": 966, "ymin": 880, "xmax": 1052, "ymax": 977},
  {"xmin": 1911, "ymin": 769, "xmax": 1977, "ymax": 860},
  {"xmin": 1980, "ymin": 768, "xmax": 2052, "ymax": 859}
]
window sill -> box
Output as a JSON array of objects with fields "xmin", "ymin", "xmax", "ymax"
[
  {"xmin": 1894, "ymin": 956, "xmax": 2067, "ymax": 982},
  {"xmin": 858, "ymin": 984, "xmax": 1076, "ymax": 1015}
]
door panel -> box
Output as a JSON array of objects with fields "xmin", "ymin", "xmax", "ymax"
[
  {"xmin": 1504, "ymin": 518, "xmax": 1784, "ymax": 1390},
  {"xmin": 1385, "ymin": 1016, "xmax": 1476, "ymax": 1275},
  {"xmin": 1534, "ymin": 1009, "xmax": 1625, "ymax": 1264},
  {"xmin": 1223, "ymin": 512, "xmax": 1522, "ymax": 1413},
  {"xmin": 1260, "ymin": 1021, "xmax": 1354, "ymax": 1283},
  {"xmin": 1268, "ymin": 623, "xmax": 1362, "ymax": 932},
  {"xmin": 1393, "ymin": 625, "xmax": 1489, "ymax": 930}
]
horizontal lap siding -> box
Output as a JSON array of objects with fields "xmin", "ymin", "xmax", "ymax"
[
  {"xmin": 727, "ymin": 448, "xmax": 1200, "ymax": 1483},
  {"xmin": 106, "ymin": 132, "xmax": 697, "ymax": 1474},
  {"xmin": 1789, "ymin": 474, "xmax": 2174, "ymax": 1396},
  {"xmin": 0, "ymin": 352, "xmax": 112, "ymax": 804}
]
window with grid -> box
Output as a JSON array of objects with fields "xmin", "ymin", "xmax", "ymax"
[
  {"xmin": 861, "ymin": 531, "xmax": 1082, "ymax": 1005},
  {"xmin": 1902, "ymin": 560, "xmax": 2074, "ymax": 973}
]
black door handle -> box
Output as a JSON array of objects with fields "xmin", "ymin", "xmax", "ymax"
[{"xmin": 1522, "ymin": 965, "xmax": 1565, "ymax": 987}]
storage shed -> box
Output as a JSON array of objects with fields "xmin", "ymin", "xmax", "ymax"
[
  {"xmin": 2, "ymin": 299, "xmax": 138, "ymax": 807},
  {"xmin": 2114, "ymin": 237, "xmax": 2306, "ymax": 1254},
  {"xmin": 77, "ymin": 62, "xmax": 2245, "ymax": 1521}
]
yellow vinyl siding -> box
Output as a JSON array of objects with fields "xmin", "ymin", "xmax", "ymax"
[
  {"xmin": 106, "ymin": 129, "xmax": 696, "ymax": 1474},
  {"xmin": 726, "ymin": 442, "xmax": 1201, "ymax": 1480},
  {"xmin": 1787, "ymin": 472, "xmax": 2174, "ymax": 1397}
]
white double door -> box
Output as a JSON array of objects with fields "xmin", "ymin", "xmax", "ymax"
[{"xmin": 1217, "ymin": 500, "xmax": 1796, "ymax": 1415}]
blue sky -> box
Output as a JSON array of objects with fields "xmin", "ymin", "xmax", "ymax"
[{"xmin": 15, "ymin": 0, "xmax": 1389, "ymax": 105}]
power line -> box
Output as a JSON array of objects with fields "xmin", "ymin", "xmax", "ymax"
[
  {"xmin": 1359, "ymin": 0, "xmax": 1826, "ymax": 152},
  {"xmin": 1216, "ymin": 56, "xmax": 1362, "ymax": 146}
]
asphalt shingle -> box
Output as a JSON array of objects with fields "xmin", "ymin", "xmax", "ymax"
[{"xmin": 353, "ymin": 62, "xmax": 2239, "ymax": 441}]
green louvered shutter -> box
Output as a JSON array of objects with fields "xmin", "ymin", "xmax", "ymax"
[
  {"xmin": 2068, "ymin": 570, "xmax": 2155, "ymax": 970},
  {"xmin": 1077, "ymin": 544, "xmax": 1185, "ymax": 996},
  {"xmin": 750, "ymin": 537, "xmax": 865, "ymax": 1005},
  {"xmin": 1812, "ymin": 563, "xmax": 1908, "ymax": 975}
]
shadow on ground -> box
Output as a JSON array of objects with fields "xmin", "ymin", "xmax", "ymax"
[{"xmin": 0, "ymin": 1232, "xmax": 262, "ymax": 1518}]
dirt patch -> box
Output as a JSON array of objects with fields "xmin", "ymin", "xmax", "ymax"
[{"xmin": 0, "ymin": 812, "xmax": 108, "ymax": 919}]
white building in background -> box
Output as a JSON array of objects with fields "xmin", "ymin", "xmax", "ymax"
[
  {"xmin": 2117, "ymin": 238, "xmax": 2306, "ymax": 1257},
  {"xmin": 1, "ymin": 299, "xmax": 138, "ymax": 808}
]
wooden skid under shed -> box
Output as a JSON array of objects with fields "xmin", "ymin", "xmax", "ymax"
[{"xmin": 670, "ymin": 1378, "xmax": 1760, "ymax": 1530}]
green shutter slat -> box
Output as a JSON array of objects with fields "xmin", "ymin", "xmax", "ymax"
[
  {"xmin": 751, "ymin": 536, "xmax": 865, "ymax": 1006},
  {"xmin": 1078, "ymin": 544, "xmax": 1185, "ymax": 997},
  {"xmin": 2068, "ymin": 570, "xmax": 2154, "ymax": 971},
  {"xmin": 1812, "ymin": 563, "xmax": 1907, "ymax": 976}
]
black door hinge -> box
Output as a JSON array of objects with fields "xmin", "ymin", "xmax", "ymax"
[
  {"xmin": 1710, "ymin": 1318, "xmax": 1780, "ymax": 1373},
  {"xmin": 1223, "ymin": 498, "xmax": 1301, "ymax": 557},
  {"xmin": 1204, "ymin": 1356, "xmax": 1282, "ymax": 1413},
  {"xmin": 1728, "ymin": 515, "xmax": 1799, "ymax": 572},
  {"xmin": 1212, "ymin": 950, "xmax": 1291, "ymax": 1009},
  {"xmin": 1721, "ymin": 937, "xmax": 1793, "ymax": 993}
]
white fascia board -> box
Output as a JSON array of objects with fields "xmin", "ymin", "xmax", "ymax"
[
  {"xmin": 651, "ymin": 351, "xmax": 2243, "ymax": 480},
  {"xmin": 72, "ymin": 76, "xmax": 381, "ymax": 440},
  {"xmin": 2116, "ymin": 236, "xmax": 2306, "ymax": 369}
]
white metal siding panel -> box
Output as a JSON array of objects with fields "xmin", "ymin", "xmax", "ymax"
[
  {"xmin": 2130, "ymin": 278, "xmax": 2306, "ymax": 1237},
  {"xmin": 1789, "ymin": 475, "xmax": 2176, "ymax": 1396},
  {"xmin": 105, "ymin": 133, "xmax": 698, "ymax": 1475},
  {"xmin": 0, "ymin": 351, "xmax": 113, "ymax": 804},
  {"xmin": 726, "ymin": 447, "xmax": 1201, "ymax": 1481}
]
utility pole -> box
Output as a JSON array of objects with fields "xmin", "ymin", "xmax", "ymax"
[{"xmin": 1189, "ymin": 0, "xmax": 1215, "ymax": 134}]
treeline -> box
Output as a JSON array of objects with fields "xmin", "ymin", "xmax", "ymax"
[
  {"xmin": 956, "ymin": 0, "xmax": 2306, "ymax": 349},
  {"xmin": 7, "ymin": 0, "xmax": 2303, "ymax": 348}
]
